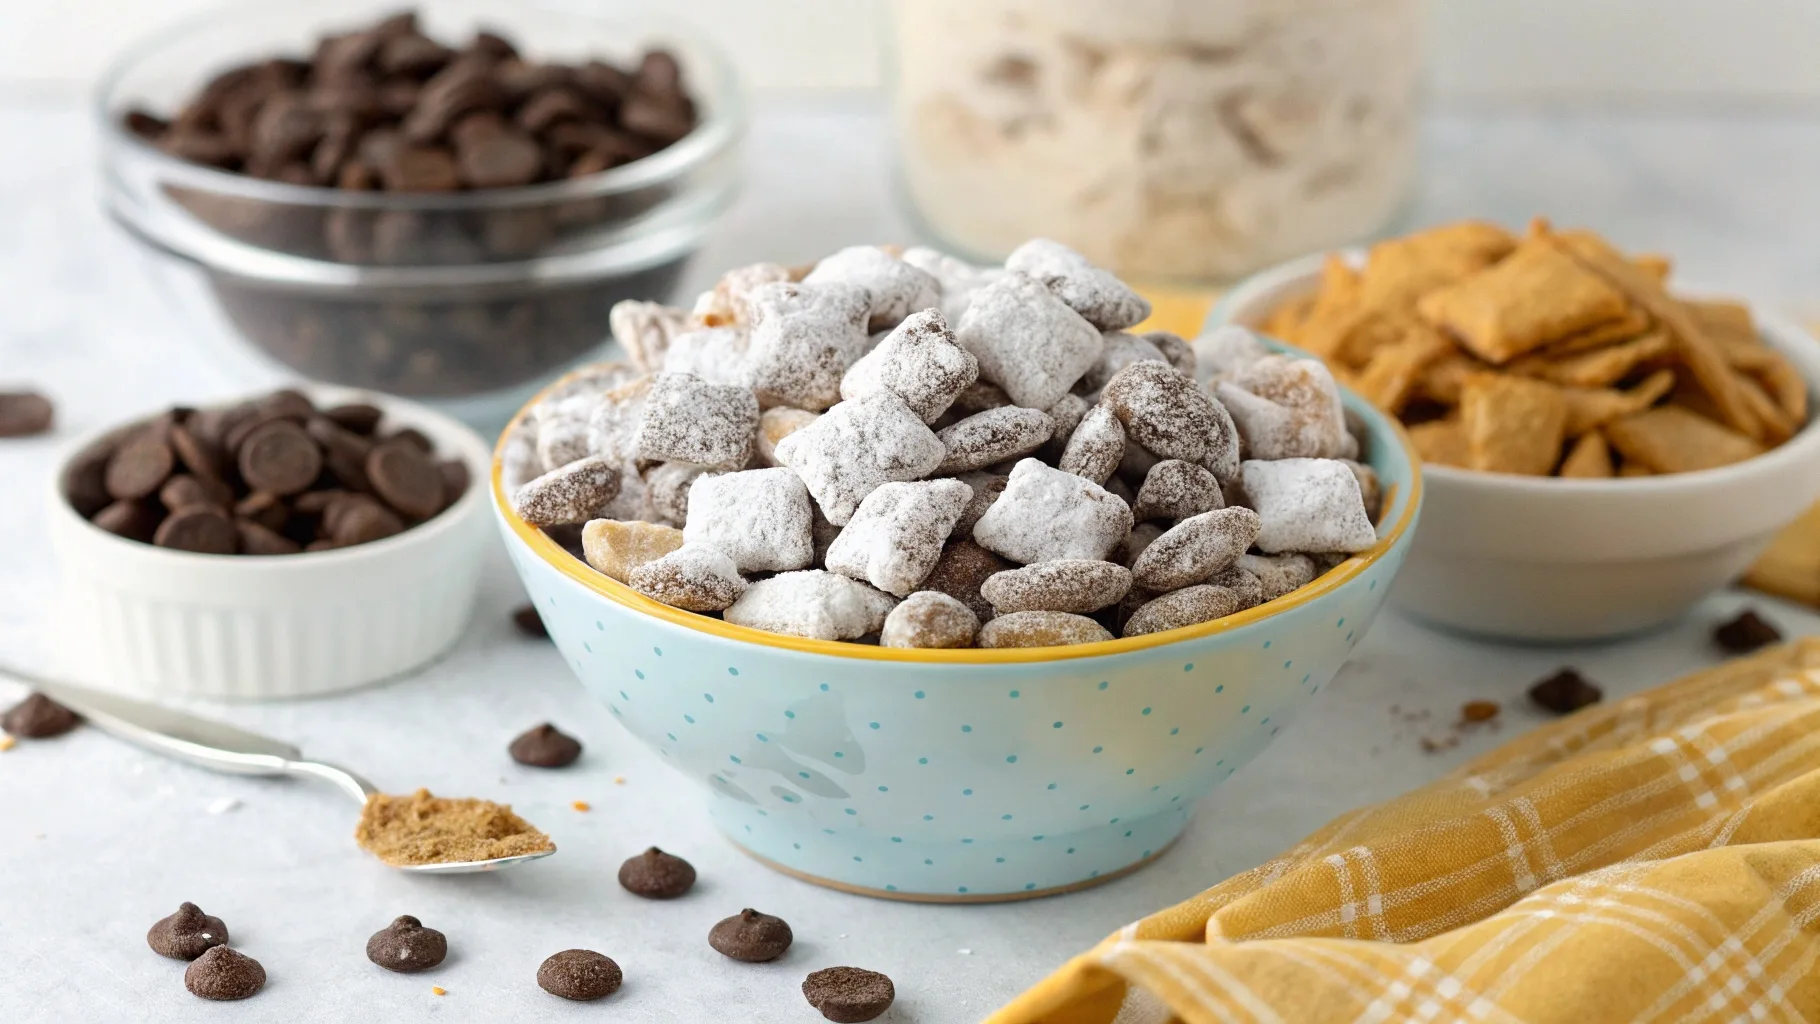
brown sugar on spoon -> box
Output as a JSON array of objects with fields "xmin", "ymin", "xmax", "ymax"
[{"xmin": 354, "ymin": 789, "xmax": 553, "ymax": 867}]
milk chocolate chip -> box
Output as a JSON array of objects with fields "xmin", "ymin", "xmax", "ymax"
[
  {"xmin": 365, "ymin": 915, "xmax": 448, "ymax": 973},
  {"xmin": 2, "ymin": 692, "xmax": 80, "ymax": 738},
  {"xmin": 537, "ymin": 949, "xmax": 621, "ymax": 1001},
  {"xmin": 802, "ymin": 966, "xmax": 895, "ymax": 1023},
  {"xmin": 1528, "ymin": 668, "xmax": 1602, "ymax": 715},
  {"xmin": 1714, "ymin": 609, "xmax": 1781, "ymax": 655},
  {"xmin": 147, "ymin": 902, "xmax": 230, "ymax": 960},
  {"xmin": 618, "ymin": 846, "xmax": 695, "ymax": 899},
  {"xmin": 709, "ymin": 909, "xmax": 793, "ymax": 963},
  {"xmin": 0, "ymin": 390, "xmax": 54, "ymax": 437},
  {"xmin": 509, "ymin": 723, "xmax": 583, "ymax": 768},
  {"xmin": 184, "ymin": 946, "xmax": 266, "ymax": 1001}
]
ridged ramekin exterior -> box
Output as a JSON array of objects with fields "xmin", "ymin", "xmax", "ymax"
[{"xmin": 46, "ymin": 387, "xmax": 493, "ymax": 700}]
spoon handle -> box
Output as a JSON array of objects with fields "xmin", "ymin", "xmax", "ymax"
[{"xmin": 0, "ymin": 665, "xmax": 377, "ymax": 804}]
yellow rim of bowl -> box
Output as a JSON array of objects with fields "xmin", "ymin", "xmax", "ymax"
[{"xmin": 493, "ymin": 370, "xmax": 1423, "ymax": 664}]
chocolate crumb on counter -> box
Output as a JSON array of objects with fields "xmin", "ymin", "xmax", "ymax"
[
  {"xmin": 509, "ymin": 723, "xmax": 583, "ymax": 768},
  {"xmin": 1459, "ymin": 700, "xmax": 1500, "ymax": 724},
  {"xmin": 147, "ymin": 903, "xmax": 230, "ymax": 961},
  {"xmin": 512, "ymin": 603, "xmax": 549, "ymax": 638},
  {"xmin": 1528, "ymin": 668, "xmax": 1603, "ymax": 715},
  {"xmin": 803, "ymin": 966, "xmax": 896, "ymax": 1023},
  {"xmin": 0, "ymin": 390, "xmax": 54, "ymax": 437},
  {"xmin": 184, "ymin": 946, "xmax": 266, "ymax": 1001},
  {"xmin": 366, "ymin": 915, "xmax": 448, "ymax": 973},
  {"xmin": 2, "ymin": 692, "xmax": 81, "ymax": 738},
  {"xmin": 618, "ymin": 846, "xmax": 695, "ymax": 898},
  {"xmin": 537, "ymin": 949, "xmax": 622, "ymax": 1001},
  {"xmin": 1713, "ymin": 609, "xmax": 1782, "ymax": 655}
]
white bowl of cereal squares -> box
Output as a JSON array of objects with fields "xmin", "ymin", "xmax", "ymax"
[
  {"xmin": 491, "ymin": 239, "xmax": 1422, "ymax": 900},
  {"xmin": 1211, "ymin": 218, "xmax": 1820, "ymax": 642}
]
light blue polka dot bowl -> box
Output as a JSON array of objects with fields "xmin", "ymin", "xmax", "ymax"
[{"xmin": 494, "ymin": 360, "xmax": 1422, "ymax": 902}]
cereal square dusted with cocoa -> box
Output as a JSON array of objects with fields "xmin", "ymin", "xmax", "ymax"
[
  {"xmin": 628, "ymin": 542, "xmax": 747, "ymax": 611},
  {"xmin": 723, "ymin": 570, "xmax": 897, "ymax": 640},
  {"xmin": 683, "ymin": 468, "xmax": 815, "ymax": 573},
  {"xmin": 1005, "ymin": 239, "xmax": 1151, "ymax": 331},
  {"xmin": 903, "ymin": 246, "xmax": 1001, "ymax": 325},
  {"xmin": 513, "ymin": 456, "xmax": 621, "ymax": 527},
  {"xmin": 691, "ymin": 262, "xmax": 795, "ymax": 327},
  {"xmin": 587, "ymin": 375, "xmax": 653, "ymax": 466},
  {"xmin": 742, "ymin": 282, "xmax": 874, "ymax": 410},
  {"xmin": 955, "ymin": 272, "xmax": 1102, "ymax": 410},
  {"xmin": 772, "ymin": 392, "xmax": 946, "ymax": 525},
  {"xmin": 609, "ymin": 300, "xmax": 689, "ymax": 372},
  {"xmin": 840, "ymin": 309, "xmax": 978, "ymax": 424},
  {"xmin": 1057, "ymin": 405, "xmax": 1125, "ymax": 484},
  {"xmin": 661, "ymin": 327, "xmax": 749, "ymax": 386},
  {"xmin": 1240, "ymin": 458, "xmax": 1377, "ymax": 554},
  {"xmin": 934, "ymin": 406, "xmax": 1052, "ymax": 474},
  {"xmin": 1216, "ymin": 355, "xmax": 1353, "ymax": 461},
  {"xmin": 1129, "ymin": 507, "xmax": 1261, "ymax": 593},
  {"xmin": 824, "ymin": 478, "xmax": 973, "ymax": 596},
  {"xmin": 972, "ymin": 458, "xmax": 1133, "ymax": 564},
  {"xmin": 802, "ymin": 245, "xmax": 940, "ymax": 331},
  {"xmin": 635, "ymin": 372, "xmax": 759, "ymax": 472},
  {"xmin": 1132, "ymin": 459, "xmax": 1223, "ymax": 523}
]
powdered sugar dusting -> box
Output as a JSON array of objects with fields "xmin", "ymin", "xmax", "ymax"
[
  {"xmin": 772, "ymin": 392, "xmax": 945, "ymax": 525},
  {"xmin": 743, "ymin": 282, "xmax": 874, "ymax": 411},
  {"xmin": 683, "ymin": 468, "xmax": 814, "ymax": 573},
  {"xmin": 1240, "ymin": 458, "xmax": 1377, "ymax": 554},
  {"xmin": 824, "ymin": 479, "xmax": 973, "ymax": 596},
  {"xmin": 1004, "ymin": 239, "xmax": 1150, "ymax": 331},
  {"xmin": 935, "ymin": 406, "xmax": 1052, "ymax": 474},
  {"xmin": 636, "ymin": 373, "xmax": 760, "ymax": 471},
  {"xmin": 972, "ymin": 459, "xmax": 1133, "ymax": 564},
  {"xmin": 980, "ymin": 559, "xmax": 1131, "ymax": 615},
  {"xmin": 1129, "ymin": 506, "xmax": 1261, "ymax": 593},
  {"xmin": 628, "ymin": 542, "xmax": 747, "ymax": 612},
  {"xmin": 803, "ymin": 245, "xmax": 940, "ymax": 331},
  {"xmin": 1057, "ymin": 406, "xmax": 1125, "ymax": 485},
  {"xmin": 724, "ymin": 570, "xmax": 897, "ymax": 640},
  {"xmin": 841, "ymin": 309, "xmax": 979, "ymax": 424},
  {"xmin": 955, "ymin": 271, "xmax": 1102, "ymax": 410},
  {"xmin": 512, "ymin": 456, "xmax": 621, "ymax": 527}
]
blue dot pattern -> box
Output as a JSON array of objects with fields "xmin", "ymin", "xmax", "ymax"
[{"xmin": 498, "ymin": 414, "xmax": 1415, "ymax": 898}]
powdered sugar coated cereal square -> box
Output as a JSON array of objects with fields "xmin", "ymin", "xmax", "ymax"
[
  {"xmin": 903, "ymin": 246, "xmax": 1002, "ymax": 325},
  {"xmin": 690, "ymin": 262, "xmax": 794, "ymax": 327},
  {"xmin": 1240, "ymin": 458, "xmax": 1378, "ymax": 554},
  {"xmin": 609, "ymin": 300, "xmax": 689, "ymax": 372},
  {"xmin": 840, "ymin": 309, "xmax": 978, "ymax": 424},
  {"xmin": 635, "ymin": 372, "xmax": 759, "ymax": 472},
  {"xmin": 1192, "ymin": 324, "xmax": 1271, "ymax": 386},
  {"xmin": 629, "ymin": 542, "xmax": 747, "ymax": 612},
  {"xmin": 1217, "ymin": 355, "xmax": 1351, "ymax": 460},
  {"xmin": 824, "ymin": 479, "xmax": 973, "ymax": 596},
  {"xmin": 742, "ymin": 281, "xmax": 874, "ymax": 410},
  {"xmin": 1004, "ymin": 238, "xmax": 1151, "ymax": 331},
  {"xmin": 955, "ymin": 271, "xmax": 1102, "ymax": 410},
  {"xmin": 683, "ymin": 467, "xmax": 814, "ymax": 573},
  {"xmin": 972, "ymin": 458, "xmax": 1133, "ymax": 564},
  {"xmin": 772, "ymin": 391, "xmax": 946, "ymax": 525},
  {"xmin": 587, "ymin": 375, "xmax": 653, "ymax": 466},
  {"xmin": 724, "ymin": 570, "xmax": 897, "ymax": 641},
  {"xmin": 803, "ymin": 246, "xmax": 940, "ymax": 332},
  {"xmin": 662, "ymin": 327, "xmax": 749, "ymax": 387}
]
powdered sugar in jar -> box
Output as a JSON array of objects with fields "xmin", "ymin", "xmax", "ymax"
[{"xmin": 890, "ymin": 0, "xmax": 1427, "ymax": 281}]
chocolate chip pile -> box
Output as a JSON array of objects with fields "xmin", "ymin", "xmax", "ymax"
[
  {"xmin": 506, "ymin": 240, "xmax": 1384, "ymax": 647},
  {"xmin": 63, "ymin": 388, "xmax": 468, "ymax": 555},
  {"xmin": 123, "ymin": 10, "xmax": 696, "ymax": 191}
]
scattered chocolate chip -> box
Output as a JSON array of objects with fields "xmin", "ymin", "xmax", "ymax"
[
  {"xmin": 147, "ymin": 902, "xmax": 230, "ymax": 960},
  {"xmin": 167, "ymin": 422, "xmax": 224, "ymax": 480},
  {"xmin": 235, "ymin": 491, "xmax": 289, "ymax": 532},
  {"xmin": 617, "ymin": 846, "xmax": 695, "ymax": 899},
  {"xmin": 1528, "ymin": 669, "xmax": 1602, "ymax": 715},
  {"xmin": 1460, "ymin": 700, "xmax": 1500, "ymax": 724},
  {"xmin": 512, "ymin": 604, "xmax": 548, "ymax": 638},
  {"xmin": 709, "ymin": 909, "xmax": 793, "ymax": 963},
  {"xmin": 1714, "ymin": 609, "xmax": 1782, "ymax": 655},
  {"xmin": 0, "ymin": 390, "xmax": 54, "ymax": 437},
  {"xmin": 802, "ymin": 966, "xmax": 895, "ymax": 1023},
  {"xmin": 366, "ymin": 915, "xmax": 448, "ymax": 973},
  {"xmin": 536, "ymin": 949, "xmax": 621, "ymax": 1001},
  {"xmin": 105, "ymin": 431, "xmax": 176, "ymax": 501},
  {"xmin": 332, "ymin": 497, "xmax": 406, "ymax": 545},
  {"xmin": 2, "ymin": 692, "xmax": 80, "ymax": 738},
  {"xmin": 509, "ymin": 723, "xmax": 583, "ymax": 768},
  {"xmin": 367, "ymin": 439, "xmax": 444, "ymax": 518},
  {"xmin": 184, "ymin": 946, "xmax": 266, "ymax": 1001},
  {"xmin": 154, "ymin": 506, "xmax": 239, "ymax": 554},
  {"xmin": 238, "ymin": 420, "xmax": 323, "ymax": 496}
]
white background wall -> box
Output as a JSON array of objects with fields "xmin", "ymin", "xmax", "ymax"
[{"xmin": 2, "ymin": 0, "xmax": 1819, "ymax": 104}]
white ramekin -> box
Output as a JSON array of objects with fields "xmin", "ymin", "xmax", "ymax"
[
  {"xmin": 46, "ymin": 385, "xmax": 494, "ymax": 699},
  {"xmin": 1212, "ymin": 251, "xmax": 1820, "ymax": 642}
]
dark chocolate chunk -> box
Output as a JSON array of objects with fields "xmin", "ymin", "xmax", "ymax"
[
  {"xmin": 2, "ymin": 692, "xmax": 81, "ymax": 738},
  {"xmin": 235, "ymin": 491, "xmax": 290, "ymax": 532},
  {"xmin": 1528, "ymin": 669, "xmax": 1602, "ymax": 715},
  {"xmin": 365, "ymin": 914, "xmax": 448, "ymax": 973},
  {"xmin": 0, "ymin": 391, "xmax": 54, "ymax": 437},
  {"xmin": 147, "ymin": 902, "xmax": 230, "ymax": 960},
  {"xmin": 184, "ymin": 946, "xmax": 266, "ymax": 1001},
  {"xmin": 512, "ymin": 603, "xmax": 548, "ymax": 638},
  {"xmin": 238, "ymin": 420, "xmax": 322, "ymax": 496},
  {"xmin": 802, "ymin": 967, "xmax": 895, "ymax": 1023},
  {"xmin": 332, "ymin": 497, "xmax": 405, "ymax": 545},
  {"xmin": 105, "ymin": 431, "xmax": 176, "ymax": 501},
  {"xmin": 536, "ymin": 949, "xmax": 621, "ymax": 1001},
  {"xmin": 709, "ymin": 909, "xmax": 793, "ymax": 963},
  {"xmin": 617, "ymin": 846, "xmax": 695, "ymax": 899},
  {"xmin": 168, "ymin": 422, "xmax": 225, "ymax": 481},
  {"xmin": 367, "ymin": 439, "xmax": 444, "ymax": 518},
  {"xmin": 1714, "ymin": 609, "xmax": 1782, "ymax": 655},
  {"xmin": 154, "ymin": 506, "xmax": 239, "ymax": 554},
  {"xmin": 455, "ymin": 126, "xmax": 542, "ymax": 188},
  {"xmin": 509, "ymin": 723, "xmax": 583, "ymax": 768}
]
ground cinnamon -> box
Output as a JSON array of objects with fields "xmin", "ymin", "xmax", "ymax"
[{"xmin": 354, "ymin": 789, "xmax": 553, "ymax": 867}]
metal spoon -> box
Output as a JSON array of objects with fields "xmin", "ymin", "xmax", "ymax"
[{"xmin": 0, "ymin": 666, "xmax": 555, "ymax": 874}]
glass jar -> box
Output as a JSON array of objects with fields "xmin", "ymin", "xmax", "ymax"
[{"xmin": 889, "ymin": 0, "xmax": 1427, "ymax": 283}]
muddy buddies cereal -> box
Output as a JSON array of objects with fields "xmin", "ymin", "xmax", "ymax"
[{"xmin": 506, "ymin": 241, "xmax": 1381, "ymax": 646}]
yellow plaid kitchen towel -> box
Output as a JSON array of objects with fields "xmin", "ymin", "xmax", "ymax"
[{"xmin": 989, "ymin": 640, "xmax": 1820, "ymax": 1024}]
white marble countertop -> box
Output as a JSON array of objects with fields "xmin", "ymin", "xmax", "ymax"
[{"xmin": 2, "ymin": 99, "xmax": 1818, "ymax": 1023}]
